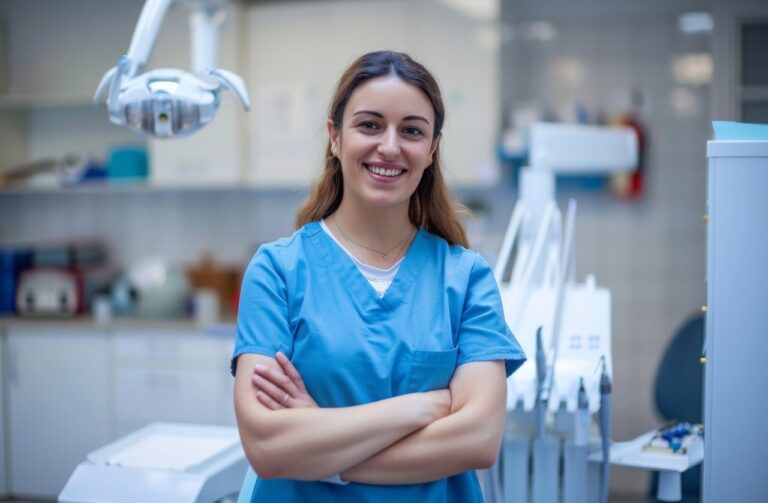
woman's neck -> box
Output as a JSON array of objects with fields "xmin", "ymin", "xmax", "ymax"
[{"xmin": 331, "ymin": 198, "xmax": 415, "ymax": 252}]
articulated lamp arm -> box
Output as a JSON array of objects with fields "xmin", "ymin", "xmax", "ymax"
[{"xmin": 93, "ymin": 0, "xmax": 249, "ymax": 138}]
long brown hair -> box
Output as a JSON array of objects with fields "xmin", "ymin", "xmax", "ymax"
[{"xmin": 294, "ymin": 50, "xmax": 469, "ymax": 248}]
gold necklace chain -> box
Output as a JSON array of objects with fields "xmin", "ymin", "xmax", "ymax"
[{"xmin": 332, "ymin": 215, "xmax": 413, "ymax": 260}]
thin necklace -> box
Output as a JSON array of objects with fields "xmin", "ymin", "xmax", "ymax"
[{"xmin": 333, "ymin": 215, "xmax": 413, "ymax": 260}]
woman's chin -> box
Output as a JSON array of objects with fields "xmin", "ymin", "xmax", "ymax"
[{"xmin": 363, "ymin": 194, "xmax": 411, "ymax": 210}]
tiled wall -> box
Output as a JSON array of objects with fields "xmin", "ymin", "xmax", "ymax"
[{"xmin": 0, "ymin": 189, "xmax": 306, "ymax": 268}]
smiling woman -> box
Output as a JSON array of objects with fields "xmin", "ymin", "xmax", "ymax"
[
  {"xmin": 329, "ymin": 75, "xmax": 436, "ymax": 214},
  {"xmin": 231, "ymin": 51, "xmax": 526, "ymax": 502}
]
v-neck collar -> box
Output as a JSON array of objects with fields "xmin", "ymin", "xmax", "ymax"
[{"xmin": 306, "ymin": 220, "xmax": 431, "ymax": 313}]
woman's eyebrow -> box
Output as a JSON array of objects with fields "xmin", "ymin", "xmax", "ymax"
[
  {"xmin": 403, "ymin": 115, "xmax": 430, "ymax": 125},
  {"xmin": 352, "ymin": 110, "xmax": 384, "ymax": 118},
  {"xmin": 352, "ymin": 110, "xmax": 430, "ymax": 124}
]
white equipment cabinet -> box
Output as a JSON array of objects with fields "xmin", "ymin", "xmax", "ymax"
[
  {"xmin": 5, "ymin": 323, "xmax": 111, "ymax": 499},
  {"xmin": 703, "ymin": 140, "xmax": 768, "ymax": 503}
]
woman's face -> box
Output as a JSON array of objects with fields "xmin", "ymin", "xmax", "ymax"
[{"xmin": 329, "ymin": 75, "xmax": 438, "ymax": 211}]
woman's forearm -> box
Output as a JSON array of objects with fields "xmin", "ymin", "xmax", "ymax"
[
  {"xmin": 241, "ymin": 394, "xmax": 437, "ymax": 480},
  {"xmin": 341, "ymin": 361, "xmax": 508, "ymax": 485},
  {"xmin": 237, "ymin": 390, "xmax": 447, "ymax": 481},
  {"xmin": 339, "ymin": 405, "xmax": 501, "ymax": 484}
]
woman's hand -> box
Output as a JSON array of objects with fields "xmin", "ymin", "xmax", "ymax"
[{"xmin": 252, "ymin": 351, "xmax": 319, "ymax": 409}]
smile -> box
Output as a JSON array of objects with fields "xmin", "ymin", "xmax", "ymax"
[{"xmin": 364, "ymin": 164, "xmax": 404, "ymax": 177}]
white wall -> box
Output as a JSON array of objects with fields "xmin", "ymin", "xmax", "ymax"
[{"xmin": 245, "ymin": 0, "xmax": 500, "ymax": 186}]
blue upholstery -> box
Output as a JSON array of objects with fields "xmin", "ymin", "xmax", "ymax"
[{"xmin": 651, "ymin": 313, "xmax": 704, "ymax": 501}]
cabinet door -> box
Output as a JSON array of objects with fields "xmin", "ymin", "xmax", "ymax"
[
  {"xmin": 114, "ymin": 367, "xmax": 222, "ymax": 435},
  {"xmin": 6, "ymin": 326, "xmax": 110, "ymax": 499},
  {"xmin": 0, "ymin": 329, "xmax": 6, "ymax": 497},
  {"xmin": 112, "ymin": 330, "xmax": 236, "ymax": 436}
]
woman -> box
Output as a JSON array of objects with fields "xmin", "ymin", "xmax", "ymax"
[{"xmin": 232, "ymin": 50, "xmax": 525, "ymax": 502}]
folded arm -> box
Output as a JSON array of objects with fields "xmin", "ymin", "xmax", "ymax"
[
  {"xmin": 340, "ymin": 360, "xmax": 507, "ymax": 484},
  {"xmin": 234, "ymin": 353, "xmax": 451, "ymax": 481}
]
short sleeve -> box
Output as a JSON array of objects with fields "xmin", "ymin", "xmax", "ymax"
[
  {"xmin": 230, "ymin": 246, "xmax": 294, "ymax": 376},
  {"xmin": 456, "ymin": 253, "xmax": 527, "ymax": 377}
]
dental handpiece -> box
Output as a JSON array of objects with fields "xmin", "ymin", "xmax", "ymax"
[{"xmin": 598, "ymin": 357, "xmax": 612, "ymax": 503}]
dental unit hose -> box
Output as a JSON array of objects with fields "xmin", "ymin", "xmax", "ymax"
[
  {"xmin": 598, "ymin": 356, "xmax": 612, "ymax": 503},
  {"xmin": 535, "ymin": 327, "xmax": 547, "ymax": 439},
  {"xmin": 575, "ymin": 377, "xmax": 590, "ymax": 446}
]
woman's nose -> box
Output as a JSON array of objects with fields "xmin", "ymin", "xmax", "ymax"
[{"xmin": 377, "ymin": 127, "xmax": 400, "ymax": 159}]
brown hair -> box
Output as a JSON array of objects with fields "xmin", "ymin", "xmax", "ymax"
[{"xmin": 294, "ymin": 50, "xmax": 469, "ymax": 247}]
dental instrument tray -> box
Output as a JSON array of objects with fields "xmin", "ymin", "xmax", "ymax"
[
  {"xmin": 588, "ymin": 426, "xmax": 704, "ymax": 473},
  {"xmin": 642, "ymin": 422, "xmax": 703, "ymax": 456}
]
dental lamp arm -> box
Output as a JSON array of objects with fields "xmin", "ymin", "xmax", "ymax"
[
  {"xmin": 126, "ymin": 0, "xmax": 174, "ymax": 77},
  {"xmin": 93, "ymin": 0, "xmax": 249, "ymax": 137}
]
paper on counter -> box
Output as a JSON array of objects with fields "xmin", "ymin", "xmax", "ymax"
[
  {"xmin": 712, "ymin": 121, "xmax": 768, "ymax": 141},
  {"xmin": 103, "ymin": 432, "xmax": 238, "ymax": 471}
]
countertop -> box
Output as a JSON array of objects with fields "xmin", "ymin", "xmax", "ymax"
[{"xmin": 0, "ymin": 315, "xmax": 237, "ymax": 337}]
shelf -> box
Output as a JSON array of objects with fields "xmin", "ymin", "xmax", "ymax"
[
  {"xmin": 0, "ymin": 94, "xmax": 98, "ymax": 110},
  {"xmin": 0, "ymin": 182, "xmax": 309, "ymax": 196},
  {"xmin": 0, "ymin": 315, "xmax": 237, "ymax": 336}
]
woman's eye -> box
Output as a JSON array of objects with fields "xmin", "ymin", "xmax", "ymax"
[
  {"xmin": 358, "ymin": 121, "xmax": 380, "ymax": 131},
  {"xmin": 403, "ymin": 127, "xmax": 424, "ymax": 137}
]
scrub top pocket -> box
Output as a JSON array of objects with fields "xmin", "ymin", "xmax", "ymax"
[{"xmin": 405, "ymin": 347, "xmax": 459, "ymax": 392}]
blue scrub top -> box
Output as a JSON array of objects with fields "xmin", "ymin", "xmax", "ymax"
[{"xmin": 232, "ymin": 221, "xmax": 526, "ymax": 503}]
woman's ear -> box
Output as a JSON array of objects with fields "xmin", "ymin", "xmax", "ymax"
[
  {"xmin": 327, "ymin": 120, "xmax": 339, "ymax": 157},
  {"xmin": 427, "ymin": 134, "xmax": 441, "ymax": 167}
]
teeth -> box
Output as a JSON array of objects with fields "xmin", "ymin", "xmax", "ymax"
[{"xmin": 367, "ymin": 165, "xmax": 403, "ymax": 177}]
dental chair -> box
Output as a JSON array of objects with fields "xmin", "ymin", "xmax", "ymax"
[{"xmin": 651, "ymin": 313, "xmax": 705, "ymax": 502}]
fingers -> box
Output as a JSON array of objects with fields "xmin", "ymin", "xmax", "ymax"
[
  {"xmin": 253, "ymin": 363, "xmax": 301, "ymax": 398},
  {"xmin": 276, "ymin": 351, "xmax": 307, "ymax": 393},
  {"xmin": 252, "ymin": 368, "xmax": 293, "ymax": 407},
  {"xmin": 256, "ymin": 391, "xmax": 282, "ymax": 410}
]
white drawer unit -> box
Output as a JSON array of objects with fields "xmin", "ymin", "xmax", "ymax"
[
  {"xmin": 111, "ymin": 329, "xmax": 236, "ymax": 436},
  {"xmin": 0, "ymin": 321, "xmax": 237, "ymax": 500},
  {"xmin": 112, "ymin": 329, "xmax": 225, "ymax": 367},
  {"xmin": 114, "ymin": 367, "xmax": 223, "ymax": 435}
]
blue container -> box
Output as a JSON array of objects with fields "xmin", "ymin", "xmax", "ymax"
[
  {"xmin": 0, "ymin": 248, "xmax": 33, "ymax": 314},
  {"xmin": 107, "ymin": 146, "xmax": 149, "ymax": 180}
]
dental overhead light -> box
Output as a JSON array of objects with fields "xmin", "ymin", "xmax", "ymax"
[{"xmin": 94, "ymin": 0, "xmax": 250, "ymax": 138}]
